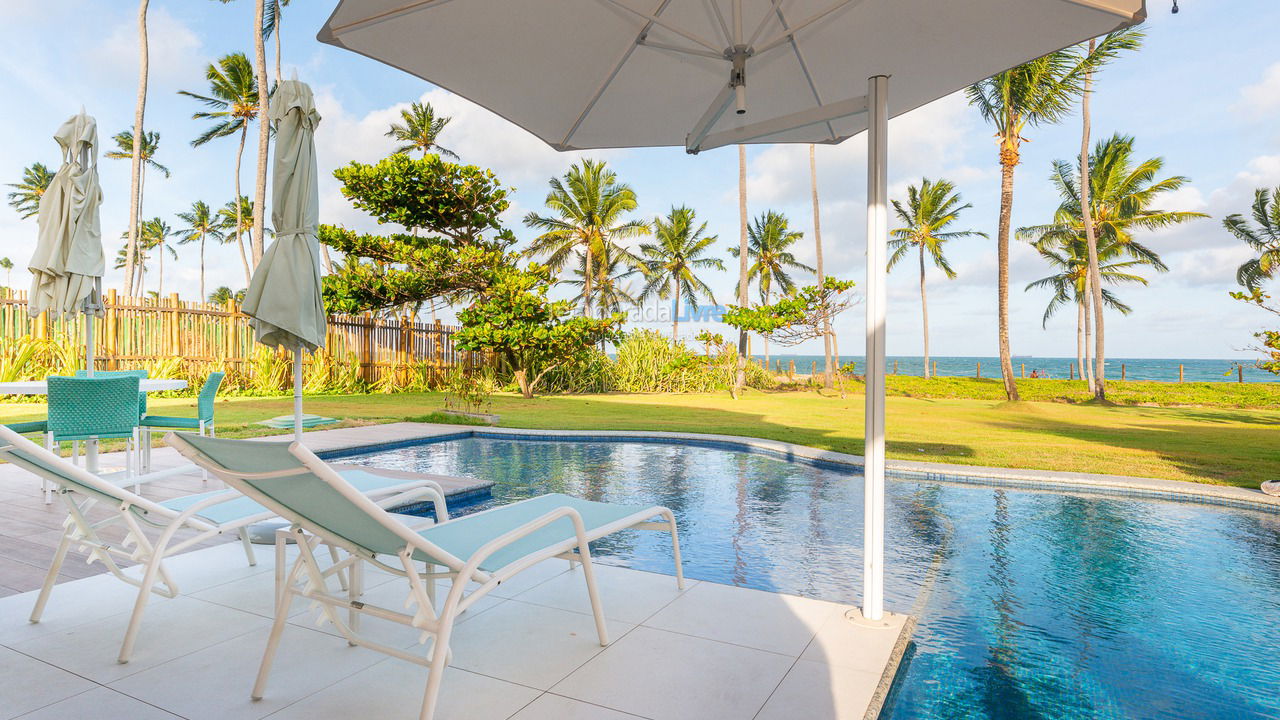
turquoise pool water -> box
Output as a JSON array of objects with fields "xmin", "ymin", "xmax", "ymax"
[{"xmin": 340, "ymin": 436, "xmax": 1280, "ymax": 719}]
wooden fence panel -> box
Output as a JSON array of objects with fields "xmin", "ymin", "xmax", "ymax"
[{"xmin": 0, "ymin": 288, "xmax": 476, "ymax": 387}]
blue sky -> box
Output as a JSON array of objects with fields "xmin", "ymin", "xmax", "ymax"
[{"xmin": 2, "ymin": 0, "xmax": 1277, "ymax": 359}]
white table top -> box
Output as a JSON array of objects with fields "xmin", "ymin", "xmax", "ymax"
[{"xmin": 0, "ymin": 378, "xmax": 188, "ymax": 395}]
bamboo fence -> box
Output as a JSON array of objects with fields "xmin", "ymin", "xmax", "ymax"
[{"xmin": 0, "ymin": 288, "xmax": 477, "ymax": 388}]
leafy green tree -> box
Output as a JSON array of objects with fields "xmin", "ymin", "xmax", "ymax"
[
  {"xmin": 6, "ymin": 163, "xmax": 53, "ymax": 219},
  {"xmin": 639, "ymin": 206, "xmax": 723, "ymax": 341},
  {"xmin": 524, "ymin": 159, "xmax": 647, "ymax": 315},
  {"xmin": 319, "ymin": 153, "xmax": 519, "ymax": 314},
  {"xmin": 179, "ymin": 52, "xmax": 261, "ymax": 268},
  {"xmin": 729, "ymin": 210, "xmax": 813, "ymax": 366},
  {"xmin": 1229, "ymin": 287, "xmax": 1280, "ymax": 375},
  {"xmin": 723, "ymin": 277, "xmax": 856, "ymax": 346},
  {"xmin": 175, "ymin": 200, "xmax": 224, "ymax": 302},
  {"xmin": 208, "ymin": 286, "xmax": 247, "ymax": 305},
  {"xmin": 105, "ymin": 130, "xmax": 170, "ymax": 293},
  {"xmin": 1225, "ymin": 186, "xmax": 1280, "ymax": 291},
  {"xmin": 456, "ymin": 271, "xmax": 623, "ymax": 398},
  {"xmin": 385, "ymin": 101, "xmax": 457, "ymax": 158},
  {"xmin": 217, "ymin": 196, "xmax": 257, "ymax": 287},
  {"xmin": 0, "ymin": 257, "xmax": 12, "ymax": 288},
  {"xmin": 966, "ymin": 34, "xmax": 1131, "ymax": 400},
  {"xmin": 888, "ymin": 179, "xmax": 985, "ymax": 379},
  {"xmin": 143, "ymin": 218, "xmax": 176, "ymax": 297}
]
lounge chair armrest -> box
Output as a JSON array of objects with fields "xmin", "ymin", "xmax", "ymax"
[
  {"xmin": 456, "ymin": 505, "xmax": 590, "ymax": 582},
  {"xmin": 375, "ymin": 485, "xmax": 449, "ymax": 521}
]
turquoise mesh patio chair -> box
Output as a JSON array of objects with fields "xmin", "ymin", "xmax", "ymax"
[
  {"xmin": 75, "ymin": 369, "xmax": 148, "ymax": 418},
  {"xmin": 141, "ymin": 372, "xmax": 224, "ymax": 479},
  {"xmin": 168, "ymin": 432, "xmax": 684, "ymax": 720},
  {"xmin": 45, "ymin": 375, "xmax": 142, "ymax": 503}
]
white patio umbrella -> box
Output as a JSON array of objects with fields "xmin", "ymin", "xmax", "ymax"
[
  {"xmin": 243, "ymin": 80, "xmax": 327, "ymax": 443},
  {"xmin": 318, "ymin": 0, "xmax": 1146, "ymax": 620},
  {"xmin": 28, "ymin": 110, "xmax": 105, "ymax": 373}
]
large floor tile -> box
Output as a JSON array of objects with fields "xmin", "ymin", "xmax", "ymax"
[
  {"xmin": 512, "ymin": 564, "xmax": 692, "ymax": 625},
  {"xmin": 0, "ymin": 646, "xmax": 97, "ymax": 720},
  {"xmin": 508, "ymin": 694, "xmax": 646, "ymax": 720},
  {"xmin": 15, "ymin": 686, "xmax": 182, "ymax": 720},
  {"xmin": 553, "ymin": 626, "xmax": 794, "ymax": 720},
  {"xmin": 0, "ymin": 572, "xmax": 167, "ymax": 646},
  {"xmin": 754, "ymin": 659, "xmax": 881, "ymax": 720},
  {"xmin": 153, "ymin": 541, "xmax": 273, "ymax": 594},
  {"xmin": 14, "ymin": 596, "xmax": 270, "ymax": 683},
  {"xmin": 110, "ymin": 623, "xmax": 387, "ymax": 720},
  {"xmin": 447, "ymin": 599, "xmax": 632, "ymax": 690},
  {"xmin": 800, "ymin": 610, "xmax": 907, "ymax": 673},
  {"xmin": 483, "ymin": 558, "xmax": 572, "ymax": 599},
  {"xmin": 642, "ymin": 581, "xmax": 842, "ymax": 656},
  {"xmin": 261, "ymin": 658, "xmax": 539, "ymax": 720}
]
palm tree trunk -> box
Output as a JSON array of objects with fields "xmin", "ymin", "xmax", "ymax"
[
  {"xmin": 273, "ymin": 0, "xmax": 282, "ymax": 82},
  {"xmin": 321, "ymin": 245, "xmax": 334, "ymax": 273},
  {"xmin": 234, "ymin": 127, "xmax": 251, "ymax": 287},
  {"xmin": 1082, "ymin": 282, "xmax": 1096, "ymax": 391},
  {"xmin": 920, "ymin": 245, "xmax": 931, "ymax": 380},
  {"xmin": 124, "ymin": 0, "xmax": 149, "ymax": 297},
  {"xmin": 252, "ymin": 0, "xmax": 270, "ymax": 266},
  {"xmin": 672, "ymin": 282, "xmax": 681, "ymax": 341},
  {"xmin": 809, "ymin": 144, "xmax": 833, "ymax": 389},
  {"xmin": 157, "ymin": 237, "xmax": 164, "ymax": 297},
  {"xmin": 199, "ymin": 235, "xmax": 206, "ymax": 302},
  {"xmin": 1076, "ymin": 298, "xmax": 1086, "ymax": 384},
  {"xmin": 733, "ymin": 145, "xmax": 750, "ymax": 398},
  {"xmin": 582, "ymin": 245, "xmax": 593, "ymax": 317},
  {"xmin": 133, "ymin": 168, "xmax": 147, "ymax": 293},
  {"xmin": 763, "ymin": 288, "xmax": 771, "ymax": 370},
  {"xmin": 996, "ymin": 155, "xmax": 1020, "ymax": 401},
  {"xmin": 1081, "ymin": 39, "xmax": 1106, "ymax": 401}
]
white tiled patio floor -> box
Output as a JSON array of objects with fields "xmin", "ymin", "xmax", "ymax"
[{"xmin": 0, "ymin": 542, "xmax": 909, "ymax": 720}]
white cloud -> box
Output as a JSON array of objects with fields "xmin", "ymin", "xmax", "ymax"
[
  {"xmin": 1234, "ymin": 62, "xmax": 1280, "ymax": 121},
  {"xmin": 93, "ymin": 7, "xmax": 204, "ymax": 86},
  {"xmin": 1147, "ymin": 153, "xmax": 1280, "ymax": 254}
]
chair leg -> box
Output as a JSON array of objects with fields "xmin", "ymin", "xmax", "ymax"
[
  {"xmin": 418, "ymin": 615, "xmax": 456, "ymax": 720},
  {"xmin": 253, "ymin": 548, "xmax": 308, "ymax": 701},
  {"xmin": 118, "ymin": 553, "xmax": 166, "ymax": 663},
  {"xmin": 43, "ymin": 434, "xmax": 54, "ymax": 504},
  {"xmin": 239, "ymin": 527, "xmax": 257, "ymax": 567},
  {"xmin": 29, "ymin": 523, "xmax": 75, "ymax": 623},
  {"xmin": 348, "ymin": 560, "xmax": 363, "ymax": 637},
  {"xmin": 198, "ymin": 421, "xmax": 209, "ymax": 481},
  {"xmin": 328, "ymin": 544, "xmax": 349, "ymax": 592},
  {"xmin": 576, "ymin": 545, "xmax": 609, "ymax": 647},
  {"xmin": 662, "ymin": 509, "xmax": 685, "ymax": 591}
]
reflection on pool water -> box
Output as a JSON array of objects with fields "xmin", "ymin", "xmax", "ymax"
[{"xmin": 340, "ymin": 436, "xmax": 1280, "ymax": 719}]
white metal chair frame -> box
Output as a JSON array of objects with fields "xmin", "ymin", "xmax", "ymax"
[
  {"xmin": 0, "ymin": 426, "xmax": 438, "ymax": 665},
  {"xmin": 170, "ymin": 434, "xmax": 684, "ymax": 720}
]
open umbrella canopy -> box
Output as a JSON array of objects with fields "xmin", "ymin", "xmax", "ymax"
[
  {"xmin": 28, "ymin": 111, "xmax": 103, "ymax": 319},
  {"xmin": 319, "ymin": 0, "xmax": 1144, "ymax": 153},
  {"xmin": 243, "ymin": 80, "xmax": 326, "ymax": 354}
]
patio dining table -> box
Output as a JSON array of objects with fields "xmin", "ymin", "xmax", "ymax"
[{"xmin": 0, "ymin": 378, "xmax": 188, "ymax": 474}]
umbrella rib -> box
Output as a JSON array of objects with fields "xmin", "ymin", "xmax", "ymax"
[
  {"xmin": 755, "ymin": 0, "xmax": 860, "ymax": 54},
  {"xmin": 745, "ymin": 0, "xmax": 786, "ymax": 49},
  {"xmin": 327, "ymin": 0, "xmax": 461, "ymax": 38},
  {"xmin": 601, "ymin": 0, "xmax": 721, "ymax": 52},
  {"xmin": 562, "ymin": 0, "xmax": 682, "ymax": 149},
  {"xmin": 772, "ymin": 4, "xmax": 837, "ymax": 143},
  {"xmin": 706, "ymin": 0, "xmax": 732, "ymax": 46}
]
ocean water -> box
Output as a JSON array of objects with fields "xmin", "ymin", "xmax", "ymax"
[
  {"xmin": 752, "ymin": 354, "xmax": 1276, "ymax": 383},
  {"xmin": 342, "ymin": 436, "xmax": 1280, "ymax": 720}
]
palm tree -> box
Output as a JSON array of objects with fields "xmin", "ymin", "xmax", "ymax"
[
  {"xmin": 1225, "ymin": 186, "xmax": 1280, "ymax": 290},
  {"xmin": 139, "ymin": 218, "xmax": 176, "ymax": 297},
  {"xmin": 217, "ymin": 196, "xmax": 256, "ymax": 287},
  {"xmin": 889, "ymin": 178, "xmax": 986, "ymax": 379},
  {"xmin": 1024, "ymin": 234, "xmax": 1147, "ymax": 381},
  {"xmin": 252, "ymin": 0, "xmax": 271, "ymax": 270},
  {"xmin": 1020, "ymin": 133, "xmax": 1205, "ymax": 378},
  {"xmin": 208, "ymin": 286, "xmax": 246, "ymax": 305},
  {"xmin": 809, "ymin": 144, "xmax": 834, "ymax": 388},
  {"xmin": 966, "ymin": 41, "xmax": 1120, "ymax": 400},
  {"xmin": 523, "ymin": 159, "xmax": 647, "ymax": 315},
  {"xmin": 385, "ymin": 102, "xmax": 457, "ymax": 158},
  {"xmin": 639, "ymin": 206, "xmax": 723, "ymax": 341},
  {"xmin": 730, "ymin": 210, "xmax": 814, "ymax": 367},
  {"xmin": 1077, "ymin": 28, "xmax": 1143, "ymax": 398},
  {"xmin": 105, "ymin": 130, "xmax": 170, "ymax": 293},
  {"xmin": 0, "ymin": 257, "xmax": 12, "ymax": 288},
  {"xmin": 124, "ymin": 0, "xmax": 151, "ymax": 297},
  {"xmin": 175, "ymin": 200, "xmax": 224, "ymax": 302},
  {"xmin": 262, "ymin": 0, "xmax": 292, "ymax": 82},
  {"xmin": 180, "ymin": 52, "xmax": 259, "ymax": 280},
  {"xmin": 6, "ymin": 163, "xmax": 53, "ymax": 219},
  {"xmin": 564, "ymin": 246, "xmax": 640, "ymax": 318}
]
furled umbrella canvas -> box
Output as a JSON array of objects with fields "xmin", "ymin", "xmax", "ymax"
[{"xmin": 242, "ymin": 80, "xmax": 328, "ymax": 441}]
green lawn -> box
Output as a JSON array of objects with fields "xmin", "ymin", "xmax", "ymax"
[{"xmin": 4, "ymin": 388, "xmax": 1276, "ymax": 488}]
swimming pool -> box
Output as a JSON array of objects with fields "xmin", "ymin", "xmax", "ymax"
[{"xmin": 339, "ymin": 435, "xmax": 1280, "ymax": 719}]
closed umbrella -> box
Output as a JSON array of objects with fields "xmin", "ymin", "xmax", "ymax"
[
  {"xmin": 318, "ymin": 0, "xmax": 1146, "ymax": 620},
  {"xmin": 242, "ymin": 80, "xmax": 327, "ymax": 443},
  {"xmin": 28, "ymin": 110, "xmax": 105, "ymax": 370}
]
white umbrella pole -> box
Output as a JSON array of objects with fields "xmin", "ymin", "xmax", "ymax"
[
  {"xmin": 84, "ymin": 289, "xmax": 98, "ymax": 472},
  {"xmin": 861, "ymin": 74, "xmax": 888, "ymax": 623},
  {"xmin": 293, "ymin": 350, "xmax": 303, "ymax": 443}
]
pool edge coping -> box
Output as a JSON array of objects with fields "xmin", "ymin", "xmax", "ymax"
[{"xmin": 315, "ymin": 422, "xmax": 1280, "ymax": 513}]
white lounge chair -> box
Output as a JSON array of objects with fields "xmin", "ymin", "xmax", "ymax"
[
  {"xmin": 167, "ymin": 431, "xmax": 684, "ymax": 720},
  {"xmin": 0, "ymin": 425, "xmax": 445, "ymax": 664}
]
